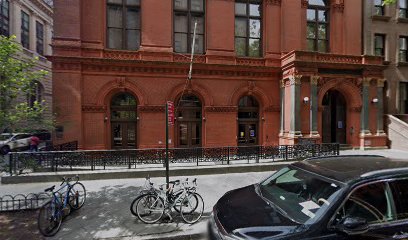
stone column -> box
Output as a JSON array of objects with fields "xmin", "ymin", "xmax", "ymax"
[
  {"xmin": 289, "ymin": 75, "xmax": 302, "ymax": 136},
  {"xmin": 360, "ymin": 77, "xmax": 372, "ymax": 135},
  {"xmin": 376, "ymin": 78, "xmax": 386, "ymax": 135},
  {"xmin": 310, "ymin": 75, "xmax": 320, "ymax": 136},
  {"xmin": 280, "ymin": 79, "xmax": 285, "ymax": 135}
]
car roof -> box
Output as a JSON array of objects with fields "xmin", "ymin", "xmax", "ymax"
[{"xmin": 293, "ymin": 155, "xmax": 408, "ymax": 184}]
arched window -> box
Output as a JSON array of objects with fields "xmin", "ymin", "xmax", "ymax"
[
  {"xmin": 110, "ymin": 93, "xmax": 137, "ymax": 149},
  {"xmin": 238, "ymin": 96, "xmax": 259, "ymax": 145},
  {"xmin": 27, "ymin": 81, "xmax": 44, "ymax": 108},
  {"xmin": 307, "ymin": 0, "xmax": 330, "ymax": 52},
  {"xmin": 176, "ymin": 94, "xmax": 202, "ymax": 147}
]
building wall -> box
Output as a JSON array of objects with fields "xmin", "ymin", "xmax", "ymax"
[
  {"xmin": 52, "ymin": 0, "xmax": 387, "ymax": 149},
  {"xmin": 363, "ymin": 0, "xmax": 408, "ymax": 114},
  {"xmin": 4, "ymin": 0, "xmax": 53, "ymax": 121}
]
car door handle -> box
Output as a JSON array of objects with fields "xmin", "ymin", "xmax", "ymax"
[{"xmin": 393, "ymin": 232, "xmax": 408, "ymax": 239}]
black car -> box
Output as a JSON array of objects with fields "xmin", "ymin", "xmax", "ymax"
[{"xmin": 209, "ymin": 155, "xmax": 408, "ymax": 240}]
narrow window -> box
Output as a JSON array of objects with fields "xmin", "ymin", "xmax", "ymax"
[
  {"xmin": 235, "ymin": 0, "xmax": 262, "ymax": 57},
  {"xmin": 27, "ymin": 81, "xmax": 44, "ymax": 108},
  {"xmin": 374, "ymin": 34, "xmax": 385, "ymax": 57},
  {"xmin": 36, "ymin": 21, "xmax": 44, "ymax": 55},
  {"xmin": 174, "ymin": 0, "xmax": 205, "ymax": 54},
  {"xmin": 400, "ymin": 82, "xmax": 408, "ymax": 114},
  {"xmin": 400, "ymin": 0, "xmax": 408, "ymax": 18},
  {"xmin": 400, "ymin": 36, "xmax": 408, "ymax": 62},
  {"xmin": 0, "ymin": 0, "xmax": 9, "ymax": 36},
  {"xmin": 374, "ymin": 0, "xmax": 385, "ymax": 16},
  {"xmin": 21, "ymin": 11, "xmax": 30, "ymax": 49},
  {"xmin": 307, "ymin": 0, "xmax": 329, "ymax": 52},
  {"xmin": 107, "ymin": 0, "xmax": 141, "ymax": 50}
]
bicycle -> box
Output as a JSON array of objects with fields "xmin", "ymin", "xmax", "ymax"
[
  {"xmin": 135, "ymin": 178, "xmax": 204, "ymax": 224},
  {"xmin": 37, "ymin": 176, "xmax": 86, "ymax": 237}
]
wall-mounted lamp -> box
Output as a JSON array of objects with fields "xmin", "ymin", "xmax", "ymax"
[
  {"xmin": 303, "ymin": 97, "xmax": 310, "ymax": 104},
  {"xmin": 136, "ymin": 116, "xmax": 140, "ymax": 120},
  {"xmin": 372, "ymin": 98, "xmax": 379, "ymax": 104},
  {"xmin": 202, "ymin": 117, "xmax": 206, "ymax": 121},
  {"xmin": 261, "ymin": 116, "xmax": 265, "ymax": 121},
  {"xmin": 104, "ymin": 116, "xmax": 108, "ymax": 122}
]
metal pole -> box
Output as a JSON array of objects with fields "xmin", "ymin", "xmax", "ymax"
[
  {"xmin": 165, "ymin": 103, "xmax": 169, "ymax": 189},
  {"xmin": 188, "ymin": 21, "xmax": 197, "ymax": 81}
]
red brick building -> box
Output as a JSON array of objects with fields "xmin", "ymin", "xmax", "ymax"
[{"xmin": 51, "ymin": 0, "xmax": 387, "ymax": 150}]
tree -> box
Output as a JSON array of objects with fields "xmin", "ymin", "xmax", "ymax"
[
  {"xmin": 383, "ymin": 0, "xmax": 397, "ymax": 4},
  {"xmin": 0, "ymin": 35, "xmax": 53, "ymax": 133}
]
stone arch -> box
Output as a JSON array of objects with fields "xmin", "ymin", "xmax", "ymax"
[
  {"xmin": 167, "ymin": 82, "xmax": 213, "ymax": 107},
  {"xmin": 318, "ymin": 79, "xmax": 362, "ymax": 109},
  {"xmin": 229, "ymin": 83, "xmax": 271, "ymax": 109},
  {"xmin": 96, "ymin": 78, "xmax": 147, "ymax": 106}
]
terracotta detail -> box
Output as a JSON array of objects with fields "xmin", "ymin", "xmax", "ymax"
[
  {"xmin": 318, "ymin": 79, "xmax": 363, "ymax": 108},
  {"xmin": 95, "ymin": 80, "xmax": 147, "ymax": 106},
  {"xmin": 104, "ymin": 50, "xmax": 141, "ymax": 60},
  {"xmin": 230, "ymin": 83, "xmax": 271, "ymax": 107},
  {"xmin": 280, "ymin": 79, "xmax": 286, "ymax": 88},
  {"xmin": 82, "ymin": 105, "xmax": 106, "ymax": 112},
  {"xmin": 115, "ymin": 77, "xmax": 126, "ymax": 87},
  {"xmin": 310, "ymin": 75, "xmax": 320, "ymax": 85},
  {"xmin": 236, "ymin": 57, "xmax": 266, "ymax": 66},
  {"xmin": 362, "ymin": 77, "xmax": 372, "ymax": 86},
  {"xmin": 289, "ymin": 75, "xmax": 302, "ymax": 85},
  {"xmin": 377, "ymin": 78, "xmax": 386, "ymax": 88},
  {"xmin": 138, "ymin": 106, "xmax": 165, "ymax": 113},
  {"xmin": 266, "ymin": 0, "xmax": 281, "ymax": 5},
  {"xmin": 301, "ymin": 0, "xmax": 308, "ymax": 8},
  {"xmin": 205, "ymin": 106, "xmax": 238, "ymax": 113},
  {"xmin": 167, "ymin": 82, "xmax": 214, "ymax": 107}
]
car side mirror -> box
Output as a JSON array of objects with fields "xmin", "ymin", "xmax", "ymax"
[{"xmin": 336, "ymin": 217, "xmax": 369, "ymax": 235}]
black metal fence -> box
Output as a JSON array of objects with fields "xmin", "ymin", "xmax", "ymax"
[
  {"xmin": 41, "ymin": 141, "xmax": 79, "ymax": 151},
  {"xmin": 8, "ymin": 144, "xmax": 339, "ymax": 176},
  {"xmin": 0, "ymin": 193, "xmax": 51, "ymax": 212}
]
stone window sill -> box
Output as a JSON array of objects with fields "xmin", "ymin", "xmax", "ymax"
[
  {"xmin": 397, "ymin": 18, "xmax": 408, "ymax": 23},
  {"xmin": 372, "ymin": 15, "xmax": 391, "ymax": 22}
]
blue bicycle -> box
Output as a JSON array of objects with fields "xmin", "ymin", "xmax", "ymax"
[{"xmin": 37, "ymin": 176, "xmax": 86, "ymax": 237}]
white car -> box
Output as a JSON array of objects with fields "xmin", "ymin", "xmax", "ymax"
[{"xmin": 0, "ymin": 133, "xmax": 32, "ymax": 155}]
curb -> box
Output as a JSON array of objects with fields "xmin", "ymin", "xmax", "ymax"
[{"xmin": 1, "ymin": 162, "xmax": 291, "ymax": 184}]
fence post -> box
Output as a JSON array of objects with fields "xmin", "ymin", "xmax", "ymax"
[
  {"xmin": 285, "ymin": 145, "xmax": 288, "ymax": 161},
  {"xmin": 128, "ymin": 151, "xmax": 131, "ymax": 169},
  {"xmin": 196, "ymin": 148, "xmax": 199, "ymax": 166},
  {"xmin": 55, "ymin": 155, "xmax": 58, "ymax": 172},
  {"xmin": 8, "ymin": 154, "xmax": 12, "ymax": 176},
  {"xmin": 227, "ymin": 147, "xmax": 230, "ymax": 165}
]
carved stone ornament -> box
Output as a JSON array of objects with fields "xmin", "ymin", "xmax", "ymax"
[
  {"xmin": 138, "ymin": 106, "xmax": 165, "ymax": 113},
  {"xmin": 280, "ymin": 79, "xmax": 286, "ymax": 88},
  {"xmin": 116, "ymin": 77, "xmax": 126, "ymax": 87},
  {"xmin": 310, "ymin": 75, "xmax": 320, "ymax": 85},
  {"xmin": 301, "ymin": 0, "xmax": 308, "ymax": 8},
  {"xmin": 377, "ymin": 78, "xmax": 386, "ymax": 88},
  {"xmin": 82, "ymin": 105, "xmax": 106, "ymax": 112},
  {"xmin": 205, "ymin": 106, "xmax": 238, "ymax": 113},
  {"xmin": 362, "ymin": 77, "xmax": 372, "ymax": 87},
  {"xmin": 289, "ymin": 75, "xmax": 302, "ymax": 85},
  {"xmin": 266, "ymin": 0, "xmax": 282, "ymax": 5}
]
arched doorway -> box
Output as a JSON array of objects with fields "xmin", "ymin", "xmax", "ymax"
[
  {"xmin": 176, "ymin": 95, "xmax": 202, "ymax": 148},
  {"xmin": 322, "ymin": 90, "xmax": 347, "ymax": 144},
  {"xmin": 110, "ymin": 93, "xmax": 137, "ymax": 149},
  {"xmin": 238, "ymin": 96, "xmax": 259, "ymax": 145}
]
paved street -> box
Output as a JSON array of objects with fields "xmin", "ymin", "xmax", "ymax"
[{"xmin": 0, "ymin": 171, "xmax": 272, "ymax": 240}]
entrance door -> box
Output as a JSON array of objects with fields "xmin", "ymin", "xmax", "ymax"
[
  {"xmin": 322, "ymin": 90, "xmax": 346, "ymax": 144},
  {"xmin": 238, "ymin": 96, "xmax": 259, "ymax": 146},
  {"xmin": 110, "ymin": 93, "xmax": 137, "ymax": 149},
  {"xmin": 178, "ymin": 122, "xmax": 201, "ymax": 147},
  {"xmin": 238, "ymin": 123, "xmax": 258, "ymax": 145},
  {"xmin": 176, "ymin": 95, "xmax": 202, "ymax": 148}
]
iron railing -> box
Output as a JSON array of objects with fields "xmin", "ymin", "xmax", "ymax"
[
  {"xmin": 0, "ymin": 193, "xmax": 51, "ymax": 212},
  {"xmin": 8, "ymin": 144, "xmax": 339, "ymax": 176},
  {"xmin": 40, "ymin": 141, "xmax": 79, "ymax": 151}
]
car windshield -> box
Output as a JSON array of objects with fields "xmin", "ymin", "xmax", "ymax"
[
  {"xmin": 0, "ymin": 134, "xmax": 13, "ymax": 141},
  {"xmin": 259, "ymin": 166, "xmax": 343, "ymax": 224}
]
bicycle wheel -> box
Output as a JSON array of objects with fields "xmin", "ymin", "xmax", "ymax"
[
  {"xmin": 68, "ymin": 182, "xmax": 86, "ymax": 210},
  {"xmin": 38, "ymin": 201, "xmax": 63, "ymax": 237},
  {"xmin": 180, "ymin": 193, "xmax": 204, "ymax": 224},
  {"xmin": 136, "ymin": 194, "xmax": 164, "ymax": 224},
  {"xmin": 130, "ymin": 193, "xmax": 149, "ymax": 216}
]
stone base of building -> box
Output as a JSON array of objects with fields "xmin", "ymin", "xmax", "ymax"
[{"xmin": 359, "ymin": 133, "xmax": 388, "ymax": 150}]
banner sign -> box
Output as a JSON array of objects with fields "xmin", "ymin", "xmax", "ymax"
[{"xmin": 167, "ymin": 101, "xmax": 174, "ymax": 126}]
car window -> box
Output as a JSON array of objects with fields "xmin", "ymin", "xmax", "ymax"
[
  {"xmin": 389, "ymin": 179, "xmax": 408, "ymax": 220},
  {"xmin": 14, "ymin": 135, "xmax": 28, "ymax": 140},
  {"xmin": 260, "ymin": 167, "xmax": 342, "ymax": 224},
  {"xmin": 334, "ymin": 182, "xmax": 393, "ymax": 225}
]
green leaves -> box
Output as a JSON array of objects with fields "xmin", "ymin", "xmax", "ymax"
[
  {"xmin": 0, "ymin": 35, "xmax": 53, "ymax": 133},
  {"xmin": 383, "ymin": 0, "xmax": 397, "ymax": 5}
]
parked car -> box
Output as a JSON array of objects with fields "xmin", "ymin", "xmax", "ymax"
[
  {"xmin": 209, "ymin": 155, "xmax": 408, "ymax": 240},
  {"xmin": 0, "ymin": 133, "xmax": 32, "ymax": 155}
]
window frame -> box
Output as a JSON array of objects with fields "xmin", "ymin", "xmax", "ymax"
[
  {"xmin": 307, "ymin": 1, "xmax": 330, "ymax": 53},
  {"xmin": 399, "ymin": 0, "xmax": 407, "ymax": 18},
  {"xmin": 36, "ymin": 21, "xmax": 44, "ymax": 55},
  {"xmin": 400, "ymin": 82, "xmax": 408, "ymax": 114},
  {"xmin": 173, "ymin": 0, "xmax": 205, "ymax": 54},
  {"xmin": 234, "ymin": 0, "xmax": 263, "ymax": 57},
  {"xmin": 0, "ymin": 0, "xmax": 9, "ymax": 37},
  {"xmin": 27, "ymin": 81, "xmax": 44, "ymax": 108},
  {"xmin": 21, "ymin": 10, "xmax": 30, "ymax": 49},
  {"xmin": 400, "ymin": 36, "xmax": 408, "ymax": 63},
  {"xmin": 374, "ymin": 34, "xmax": 386, "ymax": 57},
  {"xmin": 374, "ymin": 0, "xmax": 385, "ymax": 16},
  {"xmin": 106, "ymin": 0, "xmax": 141, "ymax": 50}
]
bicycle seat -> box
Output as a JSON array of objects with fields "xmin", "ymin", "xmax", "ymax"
[
  {"xmin": 169, "ymin": 180, "xmax": 180, "ymax": 185},
  {"xmin": 44, "ymin": 185, "xmax": 55, "ymax": 192}
]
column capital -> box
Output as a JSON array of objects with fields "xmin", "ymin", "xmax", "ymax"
[
  {"xmin": 310, "ymin": 75, "xmax": 320, "ymax": 85},
  {"xmin": 362, "ymin": 77, "xmax": 372, "ymax": 86},
  {"xmin": 289, "ymin": 75, "xmax": 302, "ymax": 85},
  {"xmin": 377, "ymin": 78, "xmax": 386, "ymax": 88},
  {"xmin": 301, "ymin": 0, "xmax": 308, "ymax": 8},
  {"xmin": 280, "ymin": 79, "xmax": 286, "ymax": 88}
]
